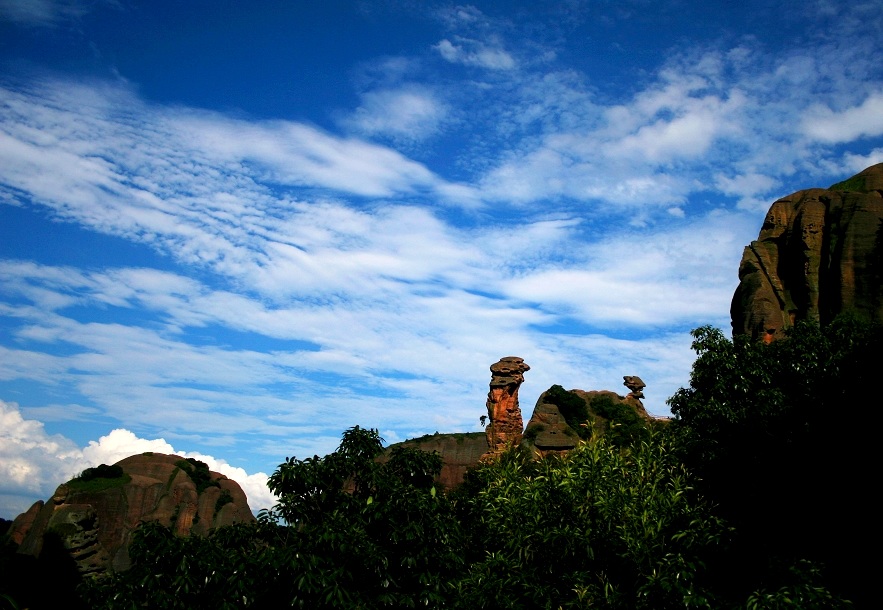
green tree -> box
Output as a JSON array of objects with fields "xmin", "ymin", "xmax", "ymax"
[
  {"xmin": 452, "ymin": 429, "xmax": 730, "ymax": 609},
  {"xmin": 668, "ymin": 316, "xmax": 879, "ymax": 607},
  {"xmin": 82, "ymin": 426, "xmax": 464, "ymax": 609}
]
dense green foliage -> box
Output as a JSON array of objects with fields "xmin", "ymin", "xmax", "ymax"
[
  {"xmin": 75, "ymin": 427, "xmax": 735, "ymax": 609},
  {"xmin": 588, "ymin": 394, "xmax": 650, "ymax": 446},
  {"xmin": 75, "ymin": 464, "xmax": 124, "ymax": 482},
  {"xmin": 65, "ymin": 464, "xmax": 131, "ymax": 493},
  {"xmin": 669, "ymin": 315, "xmax": 879, "ymax": 607},
  {"xmin": 452, "ymin": 431, "xmax": 729, "ymax": 609}
]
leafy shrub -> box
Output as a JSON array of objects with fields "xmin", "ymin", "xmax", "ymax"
[
  {"xmin": 543, "ymin": 384, "xmax": 590, "ymax": 437},
  {"xmin": 589, "ymin": 394, "xmax": 649, "ymax": 447},
  {"xmin": 74, "ymin": 464, "xmax": 124, "ymax": 482},
  {"xmin": 214, "ymin": 489, "xmax": 234, "ymax": 514},
  {"xmin": 669, "ymin": 316, "xmax": 880, "ymax": 606},
  {"xmin": 176, "ymin": 458, "xmax": 219, "ymax": 494},
  {"xmin": 522, "ymin": 423, "xmax": 545, "ymax": 441},
  {"xmin": 67, "ymin": 464, "xmax": 129, "ymax": 493},
  {"xmin": 455, "ymin": 430, "xmax": 730, "ymax": 609}
]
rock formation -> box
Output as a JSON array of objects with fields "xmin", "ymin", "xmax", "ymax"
[
  {"xmin": 381, "ymin": 432, "xmax": 487, "ymax": 489},
  {"xmin": 483, "ymin": 356, "xmax": 530, "ymax": 458},
  {"xmin": 387, "ymin": 360, "xmax": 654, "ymax": 484},
  {"xmin": 9, "ymin": 453, "xmax": 254, "ymax": 574},
  {"xmin": 623, "ymin": 375, "xmax": 646, "ymax": 399},
  {"xmin": 522, "ymin": 390, "xmax": 580, "ymax": 453},
  {"xmin": 731, "ymin": 163, "xmax": 883, "ymax": 342},
  {"xmin": 523, "ymin": 380, "xmax": 651, "ymax": 456}
]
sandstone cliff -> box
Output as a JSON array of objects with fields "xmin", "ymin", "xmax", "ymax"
[
  {"xmin": 9, "ymin": 453, "xmax": 254, "ymax": 574},
  {"xmin": 732, "ymin": 163, "xmax": 883, "ymax": 341}
]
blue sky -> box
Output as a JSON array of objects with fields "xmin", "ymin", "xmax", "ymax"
[{"xmin": 2, "ymin": 0, "xmax": 883, "ymax": 518}]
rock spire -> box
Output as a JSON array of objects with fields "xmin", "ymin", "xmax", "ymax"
[{"xmin": 483, "ymin": 356, "xmax": 530, "ymax": 458}]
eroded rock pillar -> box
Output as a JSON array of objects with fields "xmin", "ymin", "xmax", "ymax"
[{"xmin": 483, "ymin": 356, "xmax": 530, "ymax": 458}]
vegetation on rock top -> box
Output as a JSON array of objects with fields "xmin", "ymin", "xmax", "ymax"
[
  {"xmin": 66, "ymin": 464, "xmax": 130, "ymax": 493},
  {"xmin": 176, "ymin": 458, "xmax": 220, "ymax": 494}
]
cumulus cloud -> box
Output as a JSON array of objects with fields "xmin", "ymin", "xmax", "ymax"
[{"xmin": 0, "ymin": 400, "xmax": 275, "ymax": 519}]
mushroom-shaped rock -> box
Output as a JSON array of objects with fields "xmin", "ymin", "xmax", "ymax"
[{"xmin": 623, "ymin": 375, "xmax": 646, "ymax": 399}]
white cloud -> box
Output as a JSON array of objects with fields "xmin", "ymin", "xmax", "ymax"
[
  {"xmin": 0, "ymin": 399, "xmax": 82, "ymax": 500},
  {"xmin": 434, "ymin": 37, "xmax": 516, "ymax": 70},
  {"xmin": 0, "ymin": 0, "xmax": 101, "ymax": 26},
  {"xmin": 802, "ymin": 92, "xmax": 883, "ymax": 143},
  {"xmin": 0, "ymin": 399, "xmax": 275, "ymax": 519},
  {"xmin": 342, "ymin": 86, "xmax": 448, "ymax": 142},
  {"xmin": 842, "ymin": 148, "xmax": 883, "ymax": 173},
  {"xmin": 500, "ymin": 209, "xmax": 753, "ymax": 327},
  {"xmin": 3, "ymin": 15, "xmax": 882, "ymax": 520}
]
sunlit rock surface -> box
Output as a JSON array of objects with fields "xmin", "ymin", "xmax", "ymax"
[
  {"xmin": 9, "ymin": 453, "xmax": 254, "ymax": 573},
  {"xmin": 483, "ymin": 356, "xmax": 530, "ymax": 459},
  {"xmin": 732, "ymin": 163, "xmax": 883, "ymax": 342}
]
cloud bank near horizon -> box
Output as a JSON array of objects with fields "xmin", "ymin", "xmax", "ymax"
[{"xmin": 0, "ymin": 399, "xmax": 276, "ymax": 519}]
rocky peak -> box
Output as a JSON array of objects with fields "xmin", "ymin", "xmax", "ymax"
[
  {"xmin": 731, "ymin": 163, "xmax": 883, "ymax": 341},
  {"xmin": 8, "ymin": 453, "xmax": 255, "ymax": 574}
]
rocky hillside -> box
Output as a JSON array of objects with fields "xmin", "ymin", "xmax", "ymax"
[
  {"xmin": 387, "ymin": 362, "xmax": 654, "ymax": 488},
  {"xmin": 9, "ymin": 453, "xmax": 254, "ymax": 574},
  {"xmin": 379, "ymin": 432, "xmax": 487, "ymax": 489},
  {"xmin": 732, "ymin": 163, "xmax": 883, "ymax": 341},
  {"xmin": 522, "ymin": 377, "xmax": 651, "ymax": 455}
]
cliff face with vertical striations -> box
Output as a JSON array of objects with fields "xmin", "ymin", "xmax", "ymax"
[
  {"xmin": 8, "ymin": 453, "xmax": 254, "ymax": 574},
  {"xmin": 731, "ymin": 163, "xmax": 883, "ymax": 342}
]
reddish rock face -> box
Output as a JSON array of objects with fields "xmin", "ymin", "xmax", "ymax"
[
  {"xmin": 381, "ymin": 433, "xmax": 487, "ymax": 489},
  {"xmin": 483, "ymin": 356, "xmax": 530, "ymax": 458},
  {"xmin": 732, "ymin": 163, "xmax": 883, "ymax": 341},
  {"xmin": 9, "ymin": 453, "xmax": 255, "ymax": 574}
]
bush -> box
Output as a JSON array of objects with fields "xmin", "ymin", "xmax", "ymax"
[
  {"xmin": 668, "ymin": 316, "xmax": 879, "ymax": 606},
  {"xmin": 543, "ymin": 384, "xmax": 590, "ymax": 438},
  {"xmin": 74, "ymin": 464, "xmax": 124, "ymax": 482},
  {"xmin": 176, "ymin": 458, "xmax": 219, "ymax": 494}
]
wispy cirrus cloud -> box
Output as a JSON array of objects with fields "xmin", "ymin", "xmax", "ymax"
[
  {"xmin": 3, "ymin": 0, "xmax": 883, "ymax": 523},
  {"xmin": 433, "ymin": 37, "xmax": 517, "ymax": 71},
  {"xmin": 0, "ymin": 0, "xmax": 108, "ymax": 26}
]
